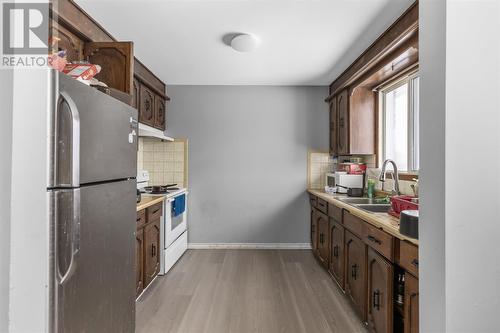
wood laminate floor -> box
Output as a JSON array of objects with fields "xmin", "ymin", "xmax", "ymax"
[{"xmin": 136, "ymin": 249, "xmax": 369, "ymax": 333}]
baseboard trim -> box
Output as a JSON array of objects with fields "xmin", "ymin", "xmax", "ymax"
[{"xmin": 188, "ymin": 243, "xmax": 312, "ymax": 250}]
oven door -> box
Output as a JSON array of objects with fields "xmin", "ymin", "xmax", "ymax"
[{"xmin": 164, "ymin": 193, "xmax": 188, "ymax": 248}]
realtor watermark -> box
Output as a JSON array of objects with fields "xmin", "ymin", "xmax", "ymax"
[{"xmin": 1, "ymin": 2, "xmax": 49, "ymax": 68}]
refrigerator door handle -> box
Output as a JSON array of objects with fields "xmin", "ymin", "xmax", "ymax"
[
  {"xmin": 55, "ymin": 91, "xmax": 80, "ymax": 187},
  {"xmin": 56, "ymin": 189, "xmax": 81, "ymax": 285}
]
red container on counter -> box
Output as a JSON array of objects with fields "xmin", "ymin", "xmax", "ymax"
[{"xmin": 388, "ymin": 195, "xmax": 419, "ymax": 218}]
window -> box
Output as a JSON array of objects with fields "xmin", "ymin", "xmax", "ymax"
[{"xmin": 380, "ymin": 73, "xmax": 419, "ymax": 171}]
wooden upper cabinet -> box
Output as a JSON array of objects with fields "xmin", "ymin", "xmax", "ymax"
[
  {"xmin": 345, "ymin": 230, "xmax": 367, "ymax": 321},
  {"xmin": 144, "ymin": 218, "xmax": 161, "ymax": 288},
  {"xmin": 84, "ymin": 42, "xmax": 134, "ymax": 94},
  {"xmin": 329, "ymin": 219, "xmax": 345, "ymax": 289},
  {"xmin": 139, "ymin": 84, "xmax": 155, "ymax": 127},
  {"xmin": 329, "ymin": 96, "xmax": 338, "ymax": 156},
  {"xmin": 50, "ymin": 19, "xmax": 84, "ymax": 63},
  {"xmin": 337, "ymin": 89, "xmax": 350, "ymax": 155},
  {"xmin": 330, "ymin": 86, "xmax": 375, "ymax": 156},
  {"xmin": 132, "ymin": 77, "xmax": 140, "ymax": 109},
  {"xmin": 404, "ymin": 274, "xmax": 419, "ymax": 333},
  {"xmin": 367, "ymin": 248, "xmax": 393, "ymax": 333},
  {"xmin": 349, "ymin": 86, "xmax": 375, "ymax": 155},
  {"xmin": 154, "ymin": 95, "xmax": 166, "ymax": 131}
]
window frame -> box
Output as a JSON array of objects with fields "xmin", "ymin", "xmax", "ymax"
[{"xmin": 379, "ymin": 71, "xmax": 420, "ymax": 172}]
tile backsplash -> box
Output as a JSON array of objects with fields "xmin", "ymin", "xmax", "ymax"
[
  {"xmin": 337, "ymin": 155, "xmax": 417, "ymax": 196},
  {"xmin": 366, "ymin": 168, "xmax": 416, "ymax": 196},
  {"xmin": 137, "ymin": 138, "xmax": 188, "ymax": 188},
  {"xmin": 308, "ymin": 152, "xmax": 417, "ymax": 196},
  {"xmin": 308, "ymin": 151, "xmax": 334, "ymax": 190}
]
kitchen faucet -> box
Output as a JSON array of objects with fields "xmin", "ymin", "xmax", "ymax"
[{"xmin": 379, "ymin": 159, "xmax": 401, "ymax": 196}]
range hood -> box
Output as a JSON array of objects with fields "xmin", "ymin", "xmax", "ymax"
[{"xmin": 138, "ymin": 123, "xmax": 174, "ymax": 141}]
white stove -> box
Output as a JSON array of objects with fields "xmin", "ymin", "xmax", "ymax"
[{"xmin": 137, "ymin": 170, "xmax": 188, "ymax": 275}]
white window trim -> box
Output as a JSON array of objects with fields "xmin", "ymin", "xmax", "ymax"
[{"xmin": 379, "ymin": 72, "xmax": 420, "ymax": 172}]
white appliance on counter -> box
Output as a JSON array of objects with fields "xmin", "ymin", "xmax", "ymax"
[
  {"xmin": 325, "ymin": 171, "xmax": 364, "ymax": 194},
  {"xmin": 137, "ymin": 170, "xmax": 188, "ymax": 275},
  {"xmin": 336, "ymin": 173, "xmax": 364, "ymax": 193}
]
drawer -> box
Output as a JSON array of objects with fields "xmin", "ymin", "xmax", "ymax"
[
  {"xmin": 137, "ymin": 209, "xmax": 146, "ymax": 229},
  {"xmin": 147, "ymin": 202, "xmax": 163, "ymax": 223},
  {"xmin": 316, "ymin": 198, "xmax": 328, "ymax": 214},
  {"xmin": 328, "ymin": 203, "xmax": 342, "ymax": 223},
  {"xmin": 309, "ymin": 194, "xmax": 317, "ymax": 208},
  {"xmin": 362, "ymin": 222, "xmax": 394, "ymax": 261},
  {"xmin": 343, "ymin": 211, "xmax": 364, "ymax": 237},
  {"xmin": 398, "ymin": 241, "xmax": 419, "ymax": 277}
]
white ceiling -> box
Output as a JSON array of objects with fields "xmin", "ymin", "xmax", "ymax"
[{"xmin": 76, "ymin": 0, "xmax": 414, "ymax": 86}]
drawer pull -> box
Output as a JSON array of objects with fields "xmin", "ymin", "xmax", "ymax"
[
  {"xmin": 411, "ymin": 259, "xmax": 419, "ymax": 267},
  {"xmin": 136, "ymin": 218, "xmax": 141, "ymax": 222},
  {"xmin": 351, "ymin": 264, "xmax": 358, "ymax": 280},
  {"xmin": 152, "ymin": 209, "xmax": 160, "ymax": 215},
  {"xmin": 373, "ymin": 289, "xmax": 381, "ymax": 310},
  {"xmin": 368, "ymin": 235, "xmax": 382, "ymax": 245}
]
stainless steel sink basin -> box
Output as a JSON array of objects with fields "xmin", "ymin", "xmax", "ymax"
[
  {"xmin": 355, "ymin": 204, "xmax": 391, "ymax": 213},
  {"xmin": 338, "ymin": 197, "xmax": 389, "ymax": 205}
]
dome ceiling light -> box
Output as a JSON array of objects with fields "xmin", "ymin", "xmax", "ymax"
[{"xmin": 230, "ymin": 33, "xmax": 259, "ymax": 52}]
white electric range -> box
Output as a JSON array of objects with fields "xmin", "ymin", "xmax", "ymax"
[{"xmin": 137, "ymin": 170, "xmax": 188, "ymax": 275}]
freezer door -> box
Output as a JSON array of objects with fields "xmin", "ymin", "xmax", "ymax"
[
  {"xmin": 50, "ymin": 179, "xmax": 136, "ymax": 333},
  {"xmin": 51, "ymin": 72, "xmax": 138, "ymax": 187}
]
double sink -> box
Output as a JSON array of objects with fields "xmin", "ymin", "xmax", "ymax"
[{"xmin": 338, "ymin": 197, "xmax": 391, "ymax": 213}]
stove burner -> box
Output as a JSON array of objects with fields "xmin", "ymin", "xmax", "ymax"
[{"xmin": 143, "ymin": 185, "xmax": 179, "ymax": 194}]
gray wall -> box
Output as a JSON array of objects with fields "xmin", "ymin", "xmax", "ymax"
[
  {"xmin": 0, "ymin": 70, "xmax": 13, "ymax": 332},
  {"xmin": 444, "ymin": 0, "xmax": 500, "ymax": 331},
  {"xmin": 419, "ymin": 0, "xmax": 446, "ymax": 331},
  {"xmin": 421, "ymin": 0, "xmax": 500, "ymax": 331},
  {"xmin": 167, "ymin": 86, "xmax": 328, "ymax": 244}
]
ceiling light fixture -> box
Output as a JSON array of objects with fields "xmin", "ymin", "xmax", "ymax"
[{"xmin": 230, "ymin": 33, "xmax": 259, "ymax": 52}]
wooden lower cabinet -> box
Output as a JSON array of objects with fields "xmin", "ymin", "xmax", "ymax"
[
  {"xmin": 329, "ymin": 218, "xmax": 345, "ymax": 289},
  {"xmin": 345, "ymin": 230, "xmax": 367, "ymax": 321},
  {"xmin": 404, "ymin": 274, "xmax": 419, "ymax": 333},
  {"xmin": 144, "ymin": 218, "xmax": 161, "ymax": 287},
  {"xmin": 311, "ymin": 207, "xmax": 318, "ymax": 253},
  {"xmin": 367, "ymin": 248, "xmax": 393, "ymax": 333},
  {"xmin": 136, "ymin": 206, "xmax": 162, "ymax": 298},
  {"xmin": 307, "ymin": 195, "xmax": 419, "ymax": 332},
  {"xmin": 316, "ymin": 209, "xmax": 330, "ymax": 268},
  {"xmin": 135, "ymin": 227, "xmax": 144, "ymax": 297}
]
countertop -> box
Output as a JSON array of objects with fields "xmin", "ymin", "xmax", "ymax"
[
  {"xmin": 137, "ymin": 195, "xmax": 165, "ymax": 211},
  {"xmin": 308, "ymin": 189, "xmax": 418, "ymax": 246}
]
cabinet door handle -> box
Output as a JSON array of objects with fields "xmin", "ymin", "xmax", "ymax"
[
  {"xmin": 373, "ymin": 289, "xmax": 381, "ymax": 310},
  {"xmin": 152, "ymin": 244, "xmax": 156, "ymax": 257},
  {"xmin": 368, "ymin": 235, "xmax": 382, "ymax": 245},
  {"xmin": 333, "ymin": 245, "xmax": 339, "ymax": 258},
  {"xmin": 411, "ymin": 258, "xmax": 419, "ymax": 267},
  {"xmin": 351, "ymin": 264, "xmax": 358, "ymax": 280}
]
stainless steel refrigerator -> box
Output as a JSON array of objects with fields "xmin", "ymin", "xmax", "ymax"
[{"xmin": 47, "ymin": 72, "xmax": 138, "ymax": 332}]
